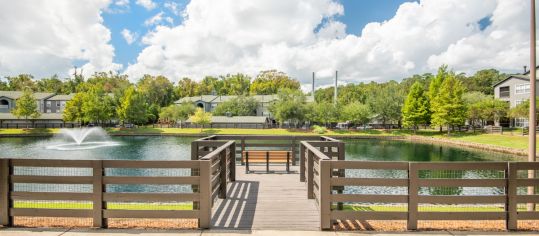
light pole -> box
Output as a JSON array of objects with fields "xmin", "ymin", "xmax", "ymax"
[{"xmin": 529, "ymin": 0, "xmax": 537, "ymax": 211}]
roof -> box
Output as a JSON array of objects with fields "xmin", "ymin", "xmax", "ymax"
[
  {"xmin": 48, "ymin": 93, "xmax": 75, "ymax": 101},
  {"xmin": 492, "ymin": 74, "xmax": 532, "ymax": 88},
  {"xmin": 0, "ymin": 91, "xmax": 55, "ymax": 100},
  {"xmin": 0, "ymin": 112, "xmax": 64, "ymax": 120},
  {"xmin": 177, "ymin": 95, "xmax": 217, "ymax": 103},
  {"xmin": 186, "ymin": 116, "xmax": 269, "ymax": 124}
]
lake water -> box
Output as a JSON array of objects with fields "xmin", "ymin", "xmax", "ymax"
[{"xmin": 0, "ymin": 136, "xmax": 519, "ymax": 196}]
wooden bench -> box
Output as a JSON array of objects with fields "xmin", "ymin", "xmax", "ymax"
[{"xmin": 242, "ymin": 150, "xmax": 291, "ymax": 173}]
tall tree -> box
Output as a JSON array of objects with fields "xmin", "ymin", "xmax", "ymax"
[
  {"xmin": 6, "ymin": 74, "xmax": 36, "ymax": 91},
  {"xmin": 160, "ymin": 102, "xmax": 196, "ymax": 128},
  {"xmin": 137, "ymin": 75, "xmax": 175, "ymax": 107},
  {"xmin": 117, "ymin": 87, "xmax": 148, "ymax": 125},
  {"xmin": 343, "ymin": 102, "xmax": 372, "ymax": 128},
  {"xmin": 368, "ymin": 81, "xmax": 404, "ymax": 128},
  {"xmin": 250, "ymin": 70, "xmax": 300, "ymax": 95},
  {"xmin": 219, "ymin": 73, "xmax": 251, "ymax": 95},
  {"xmin": 460, "ymin": 69, "xmax": 506, "ymax": 95},
  {"xmin": 431, "ymin": 74, "xmax": 467, "ymax": 134},
  {"xmin": 269, "ymin": 88, "xmax": 306, "ymax": 127},
  {"xmin": 36, "ymin": 75, "xmax": 64, "ymax": 93},
  {"xmin": 402, "ymin": 82, "xmax": 430, "ymax": 133},
  {"xmin": 428, "ymin": 65, "xmax": 450, "ymax": 131},
  {"xmin": 175, "ymin": 78, "xmax": 197, "ymax": 98},
  {"xmin": 81, "ymin": 85, "xmax": 115, "ymax": 125},
  {"xmin": 310, "ymin": 101, "xmax": 340, "ymax": 127},
  {"xmin": 63, "ymin": 92, "xmax": 86, "ymax": 124},
  {"xmin": 11, "ymin": 89, "xmax": 40, "ymax": 128}
]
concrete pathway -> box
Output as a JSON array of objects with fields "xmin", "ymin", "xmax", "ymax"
[{"xmin": 1, "ymin": 228, "xmax": 539, "ymax": 236}]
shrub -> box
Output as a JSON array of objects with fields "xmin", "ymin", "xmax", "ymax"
[{"xmin": 312, "ymin": 125, "xmax": 327, "ymax": 134}]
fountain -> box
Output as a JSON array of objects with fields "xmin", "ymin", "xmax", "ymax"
[{"xmin": 46, "ymin": 127, "xmax": 121, "ymax": 151}]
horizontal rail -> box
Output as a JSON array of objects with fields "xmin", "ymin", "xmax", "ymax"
[
  {"xmin": 331, "ymin": 178, "xmax": 408, "ymax": 187},
  {"xmin": 417, "ymin": 179, "xmax": 506, "ymax": 187},
  {"xmin": 11, "ymin": 209, "xmax": 93, "ymax": 217},
  {"xmin": 11, "ymin": 192, "xmax": 93, "ymax": 201},
  {"xmin": 103, "ymin": 160, "xmax": 200, "ymax": 169},
  {"xmin": 331, "ymin": 194, "xmax": 408, "ymax": 203},
  {"xmin": 11, "ymin": 159, "xmax": 94, "ymax": 167},
  {"xmin": 417, "ymin": 212, "xmax": 506, "ymax": 220},
  {"xmin": 412, "ymin": 162, "xmax": 508, "ymax": 170},
  {"xmin": 103, "ymin": 210, "xmax": 199, "ymax": 218},
  {"xmin": 103, "ymin": 176, "xmax": 199, "ymax": 185},
  {"xmin": 103, "ymin": 193, "xmax": 199, "ymax": 202},
  {"xmin": 332, "ymin": 211, "xmax": 407, "ymax": 220},
  {"xmin": 331, "ymin": 161, "xmax": 409, "ymax": 170},
  {"xmin": 11, "ymin": 175, "xmax": 93, "ymax": 184},
  {"xmin": 418, "ymin": 195, "xmax": 507, "ymax": 204}
]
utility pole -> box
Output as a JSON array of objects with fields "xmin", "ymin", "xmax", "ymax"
[
  {"xmin": 334, "ymin": 71, "xmax": 338, "ymax": 106},
  {"xmin": 312, "ymin": 72, "xmax": 315, "ymax": 102},
  {"xmin": 528, "ymin": 0, "xmax": 536, "ymax": 211}
]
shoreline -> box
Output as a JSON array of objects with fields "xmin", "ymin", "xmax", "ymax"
[{"xmin": 0, "ymin": 131, "xmax": 533, "ymax": 159}]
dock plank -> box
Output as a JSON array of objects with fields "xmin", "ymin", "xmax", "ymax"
[{"xmin": 211, "ymin": 165, "xmax": 320, "ymax": 230}]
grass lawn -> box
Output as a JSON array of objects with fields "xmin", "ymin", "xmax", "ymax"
[{"xmin": 1, "ymin": 127, "xmax": 537, "ymax": 152}]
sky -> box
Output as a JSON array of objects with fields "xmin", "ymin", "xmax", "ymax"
[{"xmin": 0, "ymin": 0, "xmax": 532, "ymax": 88}]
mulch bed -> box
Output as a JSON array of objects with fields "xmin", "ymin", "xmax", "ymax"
[{"xmin": 333, "ymin": 220, "xmax": 539, "ymax": 231}]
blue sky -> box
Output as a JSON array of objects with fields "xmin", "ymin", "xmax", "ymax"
[
  {"xmin": 103, "ymin": 0, "xmax": 416, "ymax": 70},
  {"xmin": 0, "ymin": 0, "xmax": 526, "ymax": 84}
]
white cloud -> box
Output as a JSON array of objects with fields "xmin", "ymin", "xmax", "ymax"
[
  {"xmin": 121, "ymin": 29, "xmax": 138, "ymax": 45},
  {"xmin": 115, "ymin": 0, "xmax": 129, "ymax": 7},
  {"xmin": 0, "ymin": 0, "xmax": 122, "ymax": 78},
  {"xmin": 164, "ymin": 1, "xmax": 181, "ymax": 16},
  {"xmin": 136, "ymin": 0, "xmax": 156, "ymax": 10},
  {"xmin": 144, "ymin": 12, "xmax": 165, "ymax": 26},
  {"xmin": 125, "ymin": 0, "xmax": 531, "ymax": 86}
]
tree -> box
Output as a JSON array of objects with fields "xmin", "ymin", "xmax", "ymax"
[
  {"xmin": 219, "ymin": 73, "xmax": 251, "ymax": 95},
  {"xmin": 367, "ymin": 81, "xmax": 404, "ymax": 128},
  {"xmin": 479, "ymin": 98, "xmax": 508, "ymax": 126},
  {"xmin": 63, "ymin": 92, "xmax": 86, "ymax": 124},
  {"xmin": 509, "ymin": 98, "xmax": 539, "ymax": 121},
  {"xmin": 81, "ymin": 85, "xmax": 115, "ymax": 125},
  {"xmin": 160, "ymin": 102, "xmax": 196, "ymax": 128},
  {"xmin": 117, "ymin": 87, "xmax": 148, "ymax": 126},
  {"xmin": 11, "ymin": 89, "xmax": 40, "ymax": 128},
  {"xmin": 269, "ymin": 89, "xmax": 306, "ymax": 128},
  {"xmin": 250, "ymin": 70, "xmax": 300, "ymax": 95},
  {"xmin": 430, "ymin": 74, "xmax": 467, "ymax": 135},
  {"xmin": 175, "ymin": 78, "xmax": 197, "ymax": 98},
  {"xmin": 310, "ymin": 101, "xmax": 340, "ymax": 127},
  {"xmin": 212, "ymin": 96, "xmax": 258, "ymax": 116},
  {"xmin": 190, "ymin": 108, "xmax": 212, "ymax": 131},
  {"xmin": 402, "ymin": 82, "xmax": 430, "ymax": 133},
  {"xmin": 343, "ymin": 102, "xmax": 372, "ymax": 128},
  {"xmin": 36, "ymin": 75, "xmax": 64, "ymax": 93},
  {"xmin": 6, "ymin": 74, "xmax": 36, "ymax": 91},
  {"xmin": 460, "ymin": 69, "xmax": 506, "ymax": 95},
  {"xmin": 428, "ymin": 65, "xmax": 450, "ymax": 131},
  {"xmin": 137, "ymin": 75, "xmax": 175, "ymax": 107}
]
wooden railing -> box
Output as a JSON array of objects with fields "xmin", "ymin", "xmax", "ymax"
[
  {"xmin": 301, "ymin": 141, "xmax": 539, "ymax": 231},
  {"xmin": 0, "ymin": 140, "xmax": 236, "ymax": 229}
]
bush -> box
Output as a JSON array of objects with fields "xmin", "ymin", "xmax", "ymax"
[{"xmin": 312, "ymin": 125, "xmax": 327, "ymax": 134}]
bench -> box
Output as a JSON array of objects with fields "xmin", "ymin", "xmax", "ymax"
[{"xmin": 242, "ymin": 150, "xmax": 291, "ymax": 173}]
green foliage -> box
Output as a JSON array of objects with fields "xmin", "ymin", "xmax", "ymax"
[
  {"xmin": 402, "ymin": 82, "xmax": 430, "ymax": 130},
  {"xmin": 11, "ymin": 89, "xmax": 40, "ymax": 124},
  {"xmin": 6, "ymin": 74, "xmax": 36, "ymax": 91},
  {"xmin": 219, "ymin": 73, "xmax": 251, "ymax": 95},
  {"xmin": 460, "ymin": 69, "xmax": 506, "ymax": 95},
  {"xmin": 342, "ymin": 102, "xmax": 372, "ymax": 127},
  {"xmin": 250, "ymin": 70, "xmax": 300, "ymax": 95},
  {"xmin": 137, "ymin": 75, "xmax": 175, "ymax": 107},
  {"xmin": 270, "ymin": 89, "xmax": 306, "ymax": 127},
  {"xmin": 311, "ymin": 125, "xmax": 327, "ymax": 134},
  {"xmin": 190, "ymin": 108, "xmax": 212, "ymax": 130},
  {"xmin": 81, "ymin": 85, "xmax": 116, "ymax": 125},
  {"xmin": 63, "ymin": 93, "xmax": 85, "ymax": 123},
  {"xmin": 430, "ymin": 73, "xmax": 467, "ymax": 133},
  {"xmin": 159, "ymin": 102, "xmax": 196, "ymax": 127},
  {"xmin": 117, "ymin": 87, "xmax": 148, "ymax": 125},
  {"xmin": 367, "ymin": 81, "xmax": 404, "ymax": 126},
  {"xmin": 212, "ymin": 96, "xmax": 258, "ymax": 116},
  {"xmin": 36, "ymin": 75, "xmax": 64, "ymax": 93},
  {"xmin": 175, "ymin": 78, "xmax": 197, "ymax": 98},
  {"xmin": 307, "ymin": 101, "xmax": 340, "ymax": 126},
  {"xmin": 509, "ymin": 98, "xmax": 539, "ymax": 119}
]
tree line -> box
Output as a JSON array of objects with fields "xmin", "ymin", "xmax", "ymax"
[{"xmin": 4, "ymin": 66, "xmax": 530, "ymax": 131}]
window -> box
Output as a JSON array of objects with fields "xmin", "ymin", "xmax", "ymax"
[
  {"xmin": 499, "ymin": 86, "xmax": 510, "ymax": 98},
  {"xmin": 516, "ymin": 99, "xmax": 524, "ymax": 106},
  {"xmin": 46, "ymin": 101, "xmax": 51, "ymax": 107},
  {"xmin": 516, "ymin": 118, "xmax": 529, "ymax": 127},
  {"xmin": 56, "ymin": 102, "xmax": 60, "ymax": 107},
  {"xmin": 516, "ymin": 83, "xmax": 530, "ymax": 94},
  {"xmin": 61, "ymin": 101, "xmax": 66, "ymax": 107}
]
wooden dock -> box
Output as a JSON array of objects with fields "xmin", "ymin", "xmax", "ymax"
[{"xmin": 211, "ymin": 165, "xmax": 320, "ymax": 230}]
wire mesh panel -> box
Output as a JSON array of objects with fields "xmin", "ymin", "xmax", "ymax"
[
  {"xmin": 412, "ymin": 162, "xmax": 508, "ymax": 231},
  {"xmin": 9, "ymin": 159, "xmax": 94, "ymax": 228},
  {"xmin": 329, "ymin": 161, "xmax": 409, "ymax": 231},
  {"xmin": 510, "ymin": 162, "xmax": 539, "ymax": 231},
  {"xmin": 102, "ymin": 160, "xmax": 200, "ymax": 229}
]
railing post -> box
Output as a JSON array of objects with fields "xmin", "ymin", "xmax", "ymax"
[
  {"xmin": 191, "ymin": 141, "xmax": 200, "ymax": 212},
  {"xmin": 199, "ymin": 160, "xmax": 211, "ymax": 229},
  {"xmin": 336, "ymin": 141, "xmax": 345, "ymax": 211},
  {"xmin": 319, "ymin": 160, "xmax": 331, "ymax": 230},
  {"xmin": 292, "ymin": 137, "xmax": 297, "ymax": 166},
  {"xmin": 407, "ymin": 162, "xmax": 418, "ymax": 230},
  {"xmin": 241, "ymin": 138, "xmax": 246, "ymax": 165},
  {"xmin": 92, "ymin": 160, "xmax": 104, "ymax": 228},
  {"xmin": 307, "ymin": 150, "xmax": 314, "ymax": 199},
  {"xmin": 507, "ymin": 162, "xmax": 517, "ymax": 230},
  {"xmin": 219, "ymin": 150, "xmax": 227, "ymax": 199},
  {"xmin": 0, "ymin": 159, "xmax": 11, "ymax": 226},
  {"xmin": 300, "ymin": 143, "xmax": 305, "ymax": 182},
  {"xmin": 229, "ymin": 143, "xmax": 236, "ymax": 182}
]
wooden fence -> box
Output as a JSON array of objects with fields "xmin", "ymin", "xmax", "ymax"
[
  {"xmin": 0, "ymin": 140, "xmax": 236, "ymax": 229},
  {"xmin": 301, "ymin": 141, "xmax": 539, "ymax": 230}
]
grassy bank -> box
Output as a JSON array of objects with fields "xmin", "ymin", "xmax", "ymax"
[{"xmin": 0, "ymin": 127, "xmax": 537, "ymax": 152}]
